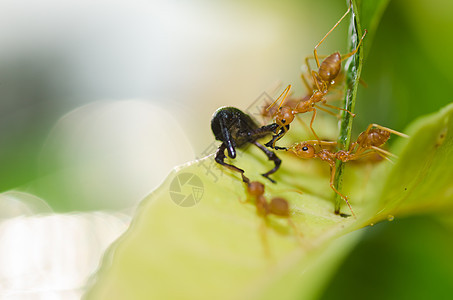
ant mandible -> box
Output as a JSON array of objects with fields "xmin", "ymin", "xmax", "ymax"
[
  {"xmin": 286, "ymin": 124, "xmax": 409, "ymax": 217},
  {"xmin": 211, "ymin": 107, "xmax": 287, "ymax": 183},
  {"xmin": 265, "ymin": 3, "xmax": 367, "ymax": 148}
]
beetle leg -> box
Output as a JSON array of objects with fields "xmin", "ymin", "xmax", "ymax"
[
  {"xmin": 264, "ymin": 125, "xmax": 289, "ymax": 149},
  {"xmin": 218, "ymin": 116, "xmax": 237, "ymax": 158},
  {"xmin": 215, "ymin": 143, "xmax": 250, "ymax": 183},
  {"xmin": 252, "ymin": 141, "xmax": 281, "ymax": 183}
]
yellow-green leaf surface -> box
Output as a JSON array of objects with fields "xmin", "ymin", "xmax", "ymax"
[
  {"xmin": 85, "ymin": 103, "xmax": 453, "ymax": 300},
  {"xmin": 368, "ymin": 103, "xmax": 453, "ymax": 222}
]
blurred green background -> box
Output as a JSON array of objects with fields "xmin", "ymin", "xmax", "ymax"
[
  {"xmin": 322, "ymin": 0, "xmax": 453, "ymax": 298},
  {"xmin": 0, "ymin": 0, "xmax": 452, "ymax": 298}
]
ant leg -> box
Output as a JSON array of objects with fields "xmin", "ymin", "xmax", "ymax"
[
  {"xmin": 238, "ymin": 195, "xmax": 249, "ymax": 204},
  {"xmin": 309, "ymin": 108, "xmax": 321, "ymax": 141},
  {"xmin": 301, "ymin": 72, "xmax": 313, "ymax": 93},
  {"xmin": 215, "ymin": 144, "xmax": 250, "ymax": 183},
  {"xmin": 295, "ymin": 116, "xmax": 311, "ymax": 137},
  {"xmin": 320, "ymin": 102, "xmax": 356, "ymax": 117},
  {"xmin": 340, "ymin": 30, "xmax": 368, "ymax": 62},
  {"xmin": 266, "ymin": 85, "xmax": 292, "ymax": 112},
  {"xmin": 304, "ymin": 54, "xmax": 328, "ymax": 69},
  {"xmin": 329, "ymin": 164, "xmax": 356, "ymax": 218},
  {"xmin": 351, "ymin": 149, "xmax": 395, "ymax": 163},
  {"xmin": 303, "ymin": 54, "xmax": 328, "ymax": 92},
  {"xmin": 259, "ymin": 218, "xmax": 271, "ymax": 258},
  {"xmin": 252, "ymin": 141, "xmax": 281, "ymax": 183},
  {"xmin": 370, "ymin": 146, "xmax": 398, "ymax": 158},
  {"xmin": 304, "ymin": 56, "xmax": 313, "ymax": 78},
  {"xmin": 313, "ymin": 103, "xmax": 339, "ymax": 117},
  {"xmin": 348, "ymin": 141, "xmax": 358, "ymax": 153},
  {"xmin": 369, "ymin": 146, "xmax": 397, "ymax": 163},
  {"xmin": 359, "ymin": 78, "xmax": 368, "ymax": 88},
  {"xmin": 311, "ymin": 70, "xmax": 323, "ymax": 92},
  {"xmin": 373, "ymin": 152, "xmax": 395, "ymax": 163},
  {"xmin": 287, "ymin": 219, "xmax": 303, "ymax": 245},
  {"xmin": 313, "ymin": 1, "xmax": 352, "ymax": 68}
]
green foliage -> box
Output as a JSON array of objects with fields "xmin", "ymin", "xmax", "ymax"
[
  {"xmin": 85, "ymin": 1, "xmax": 453, "ymax": 299},
  {"xmin": 85, "ymin": 103, "xmax": 453, "ymax": 299},
  {"xmin": 321, "ymin": 215, "xmax": 453, "ymax": 299},
  {"xmin": 356, "ymin": 0, "xmax": 391, "ymax": 55}
]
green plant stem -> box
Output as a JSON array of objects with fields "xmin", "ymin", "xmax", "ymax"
[{"xmin": 334, "ymin": 0, "xmax": 364, "ymax": 215}]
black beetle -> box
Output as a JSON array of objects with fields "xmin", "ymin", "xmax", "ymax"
[{"xmin": 211, "ymin": 106, "xmax": 286, "ymax": 183}]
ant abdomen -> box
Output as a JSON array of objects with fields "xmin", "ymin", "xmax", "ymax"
[
  {"xmin": 318, "ymin": 52, "xmax": 341, "ymax": 85},
  {"xmin": 357, "ymin": 128, "xmax": 390, "ymax": 148},
  {"xmin": 268, "ymin": 197, "xmax": 290, "ymax": 217}
]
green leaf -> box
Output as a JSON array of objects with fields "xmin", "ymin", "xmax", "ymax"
[
  {"xmin": 368, "ymin": 103, "xmax": 453, "ymax": 222},
  {"xmin": 84, "ymin": 147, "xmax": 362, "ymax": 300},
  {"xmin": 85, "ymin": 102, "xmax": 453, "ymax": 300},
  {"xmin": 84, "ymin": 1, "xmax": 453, "ymax": 299},
  {"xmin": 356, "ymin": 0, "xmax": 392, "ymax": 55}
]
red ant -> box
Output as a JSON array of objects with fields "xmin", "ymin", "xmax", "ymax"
[
  {"xmin": 348, "ymin": 124, "xmax": 409, "ymax": 161},
  {"xmin": 265, "ymin": 3, "xmax": 367, "ymax": 148},
  {"xmin": 246, "ymin": 181, "xmax": 292, "ymax": 219},
  {"xmin": 287, "ymin": 124, "xmax": 409, "ymax": 217},
  {"xmin": 244, "ymin": 181, "xmax": 301, "ymax": 254},
  {"xmin": 305, "ymin": 1, "xmax": 366, "ymax": 94}
]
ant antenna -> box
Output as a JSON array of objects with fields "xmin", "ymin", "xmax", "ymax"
[
  {"xmin": 266, "ymin": 84, "xmax": 292, "ymax": 112},
  {"xmin": 313, "ymin": 1, "xmax": 352, "ymax": 68}
]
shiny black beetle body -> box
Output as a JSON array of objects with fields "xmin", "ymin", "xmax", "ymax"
[{"xmin": 211, "ymin": 106, "xmax": 284, "ymax": 183}]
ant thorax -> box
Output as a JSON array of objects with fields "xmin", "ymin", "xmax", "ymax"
[
  {"xmin": 316, "ymin": 149, "xmax": 337, "ymax": 166},
  {"xmin": 255, "ymin": 195, "xmax": 268, "ymax": 216},
  {"xmin": 335, "ymin": 150, "xmax": 350, "ymax": 162},
  {"xmin": 295, "ymin": 99, "xmax": 313, "ymax": 113}
]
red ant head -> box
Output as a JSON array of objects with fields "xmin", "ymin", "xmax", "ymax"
[
  {"xmin": 292, "ymin": 142, "xmax": 315, "ymax": 158},
  {"xmin": 276, "ymin": 106, "xmax": 295, "ymax": 127},
  {"xmin": 247, "ymin": 181, "xmax": 265, "ymax": 197}
]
